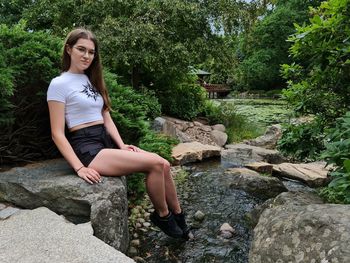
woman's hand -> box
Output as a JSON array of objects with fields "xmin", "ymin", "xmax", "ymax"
[
  {"xmin": 122, "ymin": 144, "xmax": 141, "ymax": 152},
  {"xmin": 76, "ymin": 167, "xmax": 102, "ymax": 184}
]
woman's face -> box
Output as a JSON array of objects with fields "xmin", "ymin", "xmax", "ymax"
[{"xmin": 67, "ymin": 38, "xmax": 96, "ymax": 74}]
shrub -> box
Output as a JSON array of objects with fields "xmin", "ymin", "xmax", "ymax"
[
  {"xmin": 277, "ymin": 118, "xmax": 326, "ymax": 161},
  {"xmin": 159, "ymin": 76, "xmax": 207, "ymax": 120},
  {"xmin": 105, "ymin": 71, "xmax": 161, "ymax": 144},
  {"xmin": 320, "ymin": 111, "xmax": 350, "ymax": 204},
  {"xmin": 202, "ymin": 101, "xmax": 263, "ymax": 143},
  {"xmin": 0, "ymin": 22, "xmax": 62, "ymax": 165}
]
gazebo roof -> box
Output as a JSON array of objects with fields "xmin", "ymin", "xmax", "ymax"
[{"xmin": 189, "ymin": 67, "xmax": 211, "ymax": 76}]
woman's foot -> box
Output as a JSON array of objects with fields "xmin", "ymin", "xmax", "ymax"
[
  {"xmin": 150, "ymin": 211, "xmax": 183, "ymax": 238},
  {"xmin": 173, "ymin": 211, "xmax": 191, "ymax": 239}
]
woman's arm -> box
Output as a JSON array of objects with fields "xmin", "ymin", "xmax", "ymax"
[
  {"xmin": 48, "ymin": 101, "xmax": 101, "ymax": 183},
  {"xmin": 102, "ymin": 110, "xmax": 127, "ymax": 149}
]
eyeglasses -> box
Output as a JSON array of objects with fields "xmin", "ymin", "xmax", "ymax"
[{"xmin": 73, "ymin": 46, "xmax": 96, "ymax": 57}]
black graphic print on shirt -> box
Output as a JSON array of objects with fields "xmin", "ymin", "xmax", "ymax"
[{"xmin": 81, "ymin": 82, "xmax": 99, "ymax": 101}]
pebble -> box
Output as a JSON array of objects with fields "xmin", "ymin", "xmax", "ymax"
[
  {"xmin": 128, "ymin": 246, "xmax": 138, "ymax": 257},
  {"xmin": 133, "ymin": 256, "xmax": 147, "ymax": 263},
  {"xmin": 143, "ymin": 222, "xmax": 151, "ymax": 228},
  {"xmin": 194, "ymin": 210, "xmax": 205, "ymax": 221},
  {"xmin": 0, "ymin": 207, "xmax": 21, "ymax": 219},
  {"xmin": 135, "ymin": 222, "xmax": 142, "ymax": 228},
  {"xmin": 130, "ymin": 239, "xmax": 140, "ymax": 247},
  {"xmin": 0, "ymin": 203, "xmax": 7, "ymax": 210},
  {"xmin": 137, "ymin": 218, "xmax": 145, "ymax": 224},
  {"xmin": 220, "ymin": 223, "xmax": 235, "ymax": 233}
]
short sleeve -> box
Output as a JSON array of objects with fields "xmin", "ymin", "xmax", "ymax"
[{"xmin": 47, "ymin": 78, "xmax": 66, "ymax": 103}]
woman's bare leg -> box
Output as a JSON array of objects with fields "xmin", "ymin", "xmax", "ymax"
[
  {"xmin": 88, "ymin": 149, "xmax": 169, "ymax": 216},
  {"xmin": 162, "ymin": 160, "xmax": 181, "ymax": 214}
]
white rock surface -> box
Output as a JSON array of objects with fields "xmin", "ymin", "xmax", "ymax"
[{"xmin": 0, "ymin": 207, "xmax": 134, "ymax": 263}]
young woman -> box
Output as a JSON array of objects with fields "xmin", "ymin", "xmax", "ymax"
[{"xmin": 47, "ymin": 28, "xmax": 189, "ymax": 239}]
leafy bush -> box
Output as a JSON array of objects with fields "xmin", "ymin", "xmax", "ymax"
[
  {"xmin": 159, "ymin": 76, "xmax": 207, "ymax": 120},
  {"xmin": 282, "ymin": 0, "xmax": 350, "ymax": 125},
  {"xmin": 277, "ymin": 118, "xmax": 326, "ymax": 161},
  {"xmin": 126, "ymin": 131, "xmax": 178, "ymax": 199},
  {"xmin": 139, "ymin": 131, "xmax": 179, "ymax": 163},
  {"xmin": 320, "ymin": 112, "xmax": 350, "ymax": 203},
  {"xmin": 105, "ymin": 71, "xmax": 161, "ymax": 144},
  {"xmin": 202, "ymin": 101, "xmax": 263, "ymax": 143},
  {"xmin": 0, "ymin": 23, "xmax": 62, "ymax": 165}
]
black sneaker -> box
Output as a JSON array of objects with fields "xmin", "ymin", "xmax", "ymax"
[
  {"xmin": 174, "ymin": 211, "xmax": 191, "ymax": 239},
  {"xmin": 150, "ymin": 211, "xmax": 184, "ymax": 238}
]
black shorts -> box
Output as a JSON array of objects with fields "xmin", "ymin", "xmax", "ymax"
[{"xmin": 68, "ymin": 124, "xmax": 116, "ymax": 167}]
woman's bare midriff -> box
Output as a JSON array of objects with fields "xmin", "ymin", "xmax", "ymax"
[{"xmin": 69, "ymin": 120, "xmax": 105, "ymax": 132}]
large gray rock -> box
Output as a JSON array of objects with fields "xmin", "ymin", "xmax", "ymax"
[
  {"xmin": 172, "ymin": 142, "xmax": 221, "ymax": 165},
  {"xmin": 152, "ymin": 116, "xmax": 228, "ymax": 146},
  {"xmin": 249, "ymin": 192, "xmax": 350, "ymax": 263},
  {"xmin": 0, "ymin": 159, "xmax": 129, "ymax": 252},
  {"xmin": 273, "ymin": 162, "xmax": 331, "ymax": 187},
  {"xmin": 0, "ymin": 207, "xmax": 134, "ymax": 263},
  {"xmin": 222, "ymin": 144, "xmax": 286, "ymax": 166},
  {"xmin": 243, "ymin": 124, "xmax": 282, "ymax": 149},
  {"xmin": 224, "ymin": 168, "xmax": 287, "ymax": 200}
]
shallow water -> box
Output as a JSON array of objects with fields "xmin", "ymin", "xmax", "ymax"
[{"xmin": 135, "ymin": 160, "xmax": 264, "ymax": 263}]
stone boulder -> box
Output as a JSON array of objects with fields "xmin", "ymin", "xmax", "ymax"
[
  {"xmin": 224, "ymin": 168, "xmax": 287, "ymax": 200},
  {"xmin": 152, "ymin": 116, "xmax": 228, "ymax": 147},
  {"xmin": 172, "ymin": 142, "xmax": 221, "ymax": 165},
  {"xmin": 273, "ymin": 161, "xmax": 331, "ymax": 187},
  {"xmin": 222, "ymin": 144, "xmax": 286, "ymax": 166},
  {"xmin": 243, "ymin": 124, "xmax": 282, "ymax": 149},
  {"xmin": 249, "ymin": 192, "xmax": 350, "ymax": 263},
  {"xmin": 0, "ymin": 159, "xmax": 129, "ymax": 252},
  {"xmin": 0, "ymin": 207, "xmax": 134, "ymax": 263}
]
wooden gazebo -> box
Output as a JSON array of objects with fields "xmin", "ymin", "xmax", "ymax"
[{"xmin": 190, "ymin": 68, "xmax": 230, "ymax": 98}]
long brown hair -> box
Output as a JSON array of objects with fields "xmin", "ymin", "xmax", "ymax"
[{"xmin": 62, "ymin": 28, "xmax": 111, "ymax": 111}]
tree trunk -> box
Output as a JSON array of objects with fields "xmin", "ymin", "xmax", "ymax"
[{"xmin": 131, "ymin": 65, "xmax": 140, "ymax": 89}]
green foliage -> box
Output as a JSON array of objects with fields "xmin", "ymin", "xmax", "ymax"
[
  {"xmin": 105, "ymin": 71, "xmax": 161, "ymax": 144},
  {"xmin": 277, "ymin": 118, "xmax": 326, "ymax": 161},
  {"xmin": 139, "ymin": 131, "xmax": 178, "ymax": 163},
  {"xmin": 0, "ymin": 23, "xmax": 62, "ymax": 164},
  {"xmin": 282, "ymin": 0, "xmax": 350, "ymax": 124},
  {"xmin": 236, "ymin": 0, "xmax": 321, "ymax": 90},
  {"xmin": 159, "ymin": 76, "xmax": 207, "ymax": 120},
  {"xmin": 319, "ymin": 112, "xmax": 350, "ymax": 203},
  {"xmin": 202, "ymin": 101, "xmax": 263, "ymax": 143}
]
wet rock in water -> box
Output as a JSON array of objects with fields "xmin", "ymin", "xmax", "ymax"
[
  {"xmin": 245, "ymin": 162, "xmax": 273, "ymax": 175},
  {"xmin": 249, "ymin": 191, "xmax": 350, "ymax": 263},
  {"xmin": 224, "ymin": 167, "xmax": 287, "ymax": 200},
  {"xmin": 220, "ymin": 223, "xmax": 235, "ymax": 233},
  {"xmin": 194, "ymin": 210, "xmax": 205, "ymax": 221},
  {"xmin": 219, "ymin": 223, "xmax": 235, "ymax": 239},
  {"xmin": 220, "ymin": 231, "xmax": 233, "ymax": 239}
]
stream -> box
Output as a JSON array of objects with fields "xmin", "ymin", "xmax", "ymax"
[{"xmin": 134, "ymin": 159, "xmax": 265, "ymax": 263}]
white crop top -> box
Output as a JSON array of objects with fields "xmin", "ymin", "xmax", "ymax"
[{"xmin": 47, "ymin": 72, "xmax": 104, "ymax": 129}]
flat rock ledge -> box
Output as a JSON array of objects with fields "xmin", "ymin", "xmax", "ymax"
[
  {"xmin": 273, "ymin": 161, "xmax": 331, "ymax": 187},
  {"xmin": 0, "ymin": 207, "xmax": 134, "ymax": 263},
  {"xmin": 172, "ymin": 141, "xmax": 221, "ymax": 165},
  {"xmin": 249, "ymin": 191, "xmax": 350, "ymax": 263},
  {"xmin": 0, "ymin": 159, "xmax": 129, "ymax": 253}
]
